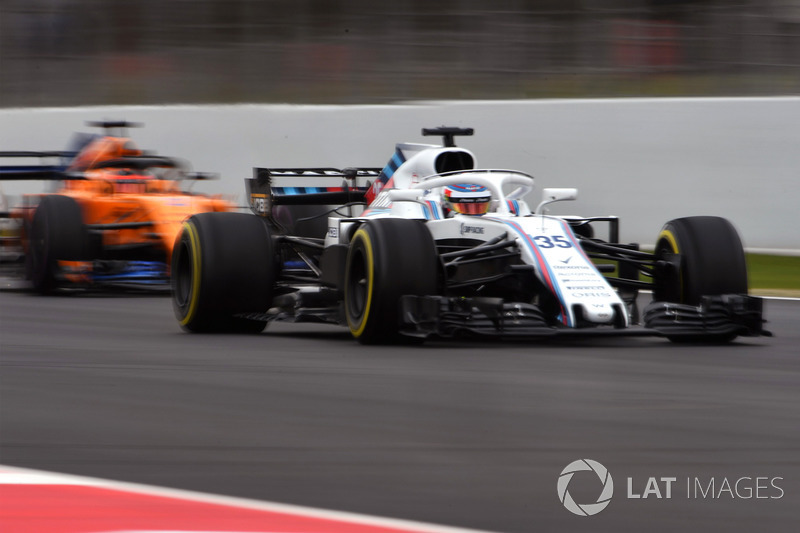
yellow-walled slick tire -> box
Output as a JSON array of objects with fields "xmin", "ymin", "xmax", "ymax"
[
  {"xmin": 344, "ymin": 218, "xmax": 439, "ymax": 344},
  {"xmin": 652, "ymin": 216, "xmax": 750, "ymax": 343},
  {"xmin": 654, "ymin": 216, "xmax": 747, "ymax": 306},
  {"xmin": 172, "ymin": 212, "xmax": 276, "ymax": 333}
]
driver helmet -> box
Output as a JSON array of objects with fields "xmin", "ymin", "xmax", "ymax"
[{"xmin": 443, "ymin": 183, "xmax": 491, "ymax": 215}]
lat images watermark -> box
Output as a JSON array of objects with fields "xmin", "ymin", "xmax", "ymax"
[
  {"xmin": 557, "ymin": 459, "xmax": 614, "ymax": 516},
  {"xmin": 557, "ymin": 460, "xmax": 785, "ymax": 517}
]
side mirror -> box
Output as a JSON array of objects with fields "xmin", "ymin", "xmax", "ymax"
[{"xmin": 535, "ymin": 187, "xmax": 577, "ymax": 214}]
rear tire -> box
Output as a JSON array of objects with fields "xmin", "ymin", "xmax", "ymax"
[
  {"xmin": 172, "ymin": 212, "xmax": 277, "ymax": 333},
  {"xmin": 344, "ymin": 219, "xmax": 439, "ymax": 344},
  {"xmin": 28, "ymin": 195, "xmax": 89, "ymax": 294}
]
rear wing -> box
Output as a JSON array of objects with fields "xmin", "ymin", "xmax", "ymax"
[
  {"xmin": 0, "ymin": 152, "xmax": 213, "ymax": 182},
  {"xmin": 245, "ymin": 167, "xmax": 380, "ymax": 217},
  {"xmin": 0, "ymin": 151, "xmax": 75, "ymax": 180}
]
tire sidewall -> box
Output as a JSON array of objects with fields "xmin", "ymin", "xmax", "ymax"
[
  {"xmin": 28, "ymin": 195, "xmax": 87, "ymax": 293},
  {"xmin": 344, "ymin": 219, "xmax": 439, "ymax": 343},
  {"xmin": 172, "ymin": 212, "xmax": 277, "ymax": 332},
  {"xmin": 344, "ymin": 226, "xmax": 376, "ymax": 338},
  {"xmin": 655, "ymin": 216, "xmax": 747, "ymax": 305}
]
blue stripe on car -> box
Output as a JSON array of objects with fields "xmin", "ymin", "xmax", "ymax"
[{"xmin": 485, "ymin": 218, "xmax": 571, "ymax": 326}]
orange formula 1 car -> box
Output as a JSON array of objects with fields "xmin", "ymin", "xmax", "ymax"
[{"xmin": 0, "ymin": 121, "xmax": 234, "ymax": 292}]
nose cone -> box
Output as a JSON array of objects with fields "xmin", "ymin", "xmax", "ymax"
[{"xmin": 581, "ymin": 302, "xmax": 615, "ymax": 324}]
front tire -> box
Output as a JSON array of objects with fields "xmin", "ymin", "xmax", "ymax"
[
  {"xmin": 172, "ymin": 212, "xmax": 277, "ymax": 333},
  {"xmin": 652, "ymin": 216, "xmax": 749, "ymax": 343},
  {"xmin": 654, "ymin": 216, "xmax": 747, "ymax": 305},
  {"xmin": 344, "ymin": 219, "xmax": 439, "ymax": 344},
  {"xmin": 28, "ymin": 195, "xmax": 89, "ymax": 294}
]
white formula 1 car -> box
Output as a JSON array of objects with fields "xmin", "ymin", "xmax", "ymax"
[{"xmin": 171, "ymin": 127, "xmax": 766, "ymax": 343}]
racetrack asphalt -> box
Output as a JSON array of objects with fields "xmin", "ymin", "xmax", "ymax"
[{"xmin": 1, "ymin": 290, "xmax": 798, "ymax": 533}]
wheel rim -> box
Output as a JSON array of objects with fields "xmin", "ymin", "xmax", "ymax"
[
  {"xmin": 654, "ymin": 226, "xmax": 684, "ymax": 303},
  {"xmin": 173, "ymin": 240, "xmax": 193, "ymax": 310},
  {"xmin": 30, "ymin": 232, "xmax": 45, "ymax": 277},
  {"xmin": 347, "ymin": 246, "xmax": 368, "ymax": 320},
  {"xmin": 29, "ymin": 208, "xmax": 49, "ymax": 283}
]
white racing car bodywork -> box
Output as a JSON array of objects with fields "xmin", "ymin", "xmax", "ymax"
[
  {"xmin": 172, "ymin": 127, "xmax": 766, "ymax": 343},
  {"xmin": 329, "ymin": 168, "xmax": 628, "ymax": 330}
]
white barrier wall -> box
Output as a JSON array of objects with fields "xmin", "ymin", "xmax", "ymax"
[{"xmin": 1, "ymin": 98, "xmax": 797, "ymax": 249}]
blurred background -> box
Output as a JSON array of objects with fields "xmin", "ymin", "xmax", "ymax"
[{"xmin": 2, "ymin": 0, "xmax": 800, "ymax": 108}]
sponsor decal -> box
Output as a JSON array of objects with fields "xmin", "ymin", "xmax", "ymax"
[
  {"xmin": 571, "ymin": 292, "xmax": 613, "ymax": 298},
  {"xmin": 250, "ymin": 193, "xmax": 269, "ymax": 216},
  {"xmin": 553, "ymin": 264, "xmax": 593, "ymax": 270},
  {"xmin": 460, "ymin": 223, "xmax": 485, "ymax": 235}
]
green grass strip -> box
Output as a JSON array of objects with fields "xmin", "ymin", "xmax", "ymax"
[
  {"xmin": 747, "ymin": 254, "xmax": 800, "ymax": 292},
  {"xmin": 595, "ymin": 253, "xmax": 800, "ymax": 295}
]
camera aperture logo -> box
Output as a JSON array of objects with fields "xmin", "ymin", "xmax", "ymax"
[{"xmin": 557, "ymin": 459, "xmax": 614, "ymax": 516}]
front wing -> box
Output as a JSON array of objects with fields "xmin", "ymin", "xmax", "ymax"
[{"xmin": 399, "ymin": 294, "xmax": 767, "ymax": 340}]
